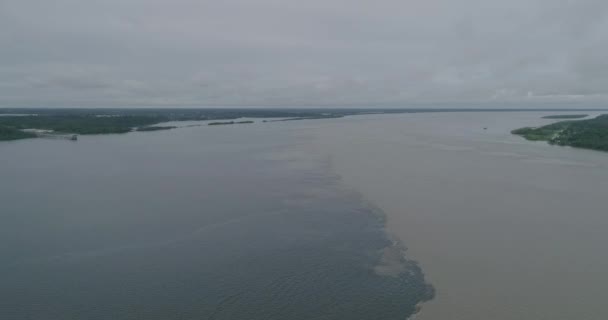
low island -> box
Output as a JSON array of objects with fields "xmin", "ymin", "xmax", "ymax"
[
  {"xmin": 512, "ymin": 114, "xmax": 608, "ymax": 152},
  {"xmin": 542, "ymin": 114, "xmax": 588, "ymax": 119},
  {"xmin": 0, "ymin": 114, "xmax": 162, "ymax": 140},
  {"xmin": 208, "ymin": 120, "xmax": 254, "ymax": 126},
  {"xmin": 136, "ymin": 126, "xmax": 177, "ymax": 132}
]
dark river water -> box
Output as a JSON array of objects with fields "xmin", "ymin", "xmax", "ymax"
[{"xmin": 0, "ymin": 119, "xmax": 431, "ymax": 320}]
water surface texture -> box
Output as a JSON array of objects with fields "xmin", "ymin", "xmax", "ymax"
[
  {"xmin": 0, "ymin": 120, "xmax": 431, "ymax": 319},
  {"xmin": 309, "ymin": 112, "xmax": 608, "ymax": 320}
]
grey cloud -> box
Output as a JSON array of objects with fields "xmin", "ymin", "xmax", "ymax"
[{"xmin": 1, "ymin": 0, "xmax": 608, "ymax": 107}]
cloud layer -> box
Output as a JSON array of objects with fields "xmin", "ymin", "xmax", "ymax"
[{"xmin": 2, "ymin": 0, "xmax": 608, "ymax": 107}]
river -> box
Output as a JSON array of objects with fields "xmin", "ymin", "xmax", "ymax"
[
  {"xmin": 0, "ymin": 117, "xmax": 430, "ymax": 320},
  {"xmin": 309, "ymin": 111, "xmax": 608, "ymax": 320},
  {"xmin": 1, "ymin": 111, "xmax": 607, "ymax": 319}
]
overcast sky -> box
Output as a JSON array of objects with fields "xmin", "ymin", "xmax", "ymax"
[{"xmin": 1, "ymin": 0, "xmax": 608, "ymax": 108}]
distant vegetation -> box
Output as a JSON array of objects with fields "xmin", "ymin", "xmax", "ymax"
[
  {"xmin": 0, "ymin": 108, "xmax": 384, "ymax": 121},
  {"xmin": 0, "ymin": 108, "xmax": 370, "ymax": 142},
  {"xmin": 0, "ymin": 126, "xmax": 36, "ymax": 141},
  {"xmin": 3, "ymin": 108, "xmax": 608, "ymax": 147},
  {"xmin": 0, "ymin": 108, "xmax": 364, "ymax": 142},
  {"xmin": 208, "ymin": 120, "xmax": 254, "ymax": 126},
  {"xmin": 136, "ymin": 126, "xmax": 176, "ymax": 131},
  {"xmin": 267, "ymin": 115, "xmax": 344, "ymax": 122},
  {"xmin": 208, "ymin": 121, "xmax": 236, "ymax": 126},
  {"xmin": 542, "ymin": 114, "xmax": 588, "ymax": 119},
  {"xmin": 0, "ymin": 115, "xmax": 161, "ymax": 135},
  {"xmin": 512, "ymin": 114, "xmax": 608, "ymax": 151}
]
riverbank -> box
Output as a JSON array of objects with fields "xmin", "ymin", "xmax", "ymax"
[
  {"xmin": 0, "ymin": 108, "xmax": 362, "ymax": 141},
  {"xmin": 512, "ymin": 114, "xmax": 608, "ymax": 151},
  {"xmin": 3, "ymin": 108, "xmax": 607, "ymax": 142}
]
